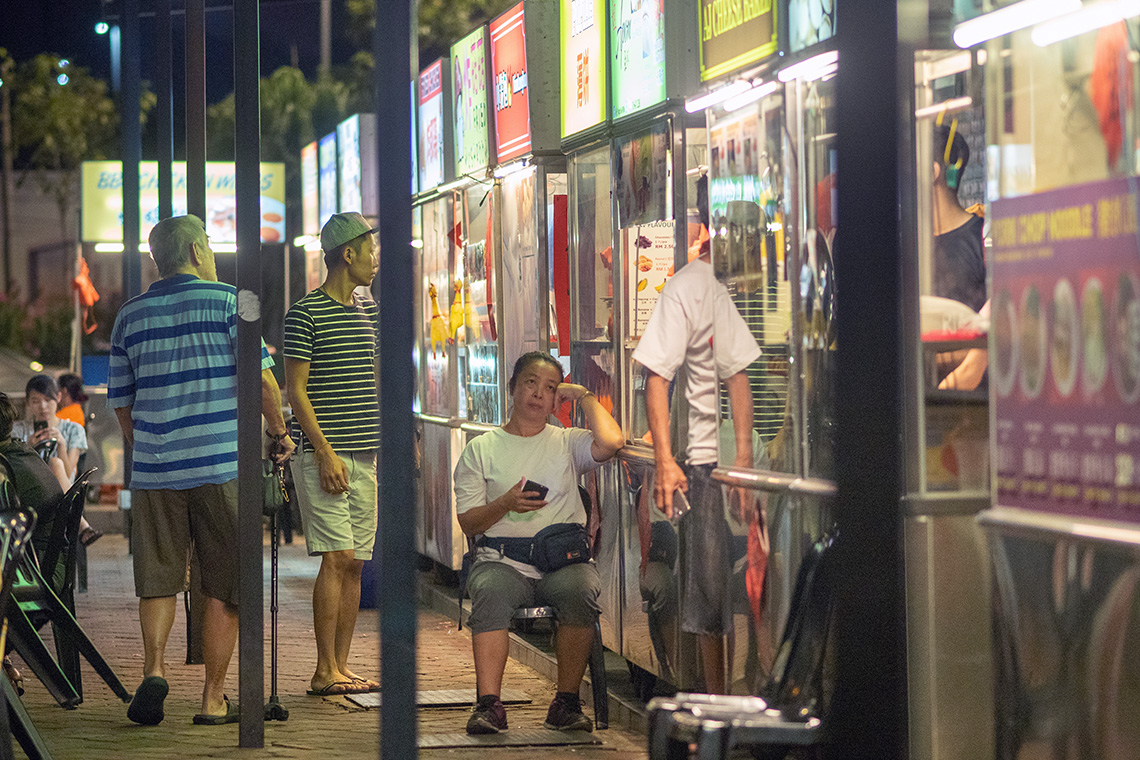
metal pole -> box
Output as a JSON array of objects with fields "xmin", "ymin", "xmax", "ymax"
[
  {"xmin": 319, "ymin": 0, "xmax": 331, "ymax": 76},
  {"xmin": 121, "ymin": 0, "xmax": 142, "ymax": 300},
  {"xmin": 829, "ymin": 0, "xmax": 908, "ymax": 757},
  {"xmin": 0, "ymin": 53, "xmax": 13, "ymax": 293},
  {"xmin": 234, "ymin": 0, "xmax": 264, "ymax": 749},
  {"xmin": 156, "ymin": 0, "xmax": 174, "ymax": 221},
  {"xmin": 186, "ymin": 0, "xmax": 207, "ymax": 221},
  {"xmin": 374, "ymin": 2, "xmax": 416, "ymax": 757}
]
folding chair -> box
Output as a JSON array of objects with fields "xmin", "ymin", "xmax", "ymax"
[{"xmin": 647, "ymin": 532, "xmax": 837, "ymax": 760}]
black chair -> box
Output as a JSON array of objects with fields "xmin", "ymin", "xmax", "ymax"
[
  {"xmin": 646, "ymin": 532, "xmax": 837, "ymax": 760},
  {"xmin": 0, "ymin": 477, "xmax": 52, "ymax": 759},
  {"xmin": 7, "ymin": 467, "xmax": 130, "ymax": 708}
]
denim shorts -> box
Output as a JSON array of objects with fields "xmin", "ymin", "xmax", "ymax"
[{"xmin": 678, "ymin": 463, "xmax": 733, "ymax": 636}]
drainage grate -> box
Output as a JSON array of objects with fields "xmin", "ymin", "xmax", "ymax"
[
  {"xmin": 417, "ymin": 728, "xmax": 602, "ymax": 749},
  {"xmin": 346, "ymin": 688, "xmax": 532, "ymax": 709}
]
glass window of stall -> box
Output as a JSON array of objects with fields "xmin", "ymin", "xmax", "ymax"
[
  {"xmin": 458, "ymin": 182, "xmax": 501, "ymax": 424},
  {"xmin": 569, "ymin": 145, "xmax": 617, "ymax": 413},
  {"xmin": 420, "ymin": 195, "xmax": 457, "ymax": 417},
  {"xmin": 498, "ymin": 167, "xmax": 543, "ymax": 379}
]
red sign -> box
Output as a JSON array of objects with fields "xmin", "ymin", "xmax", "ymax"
[{"xmin": 489, "ymin": 2, "xmax": 532, "ymax": 163}]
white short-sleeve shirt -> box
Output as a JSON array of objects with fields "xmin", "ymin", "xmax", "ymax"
[{"xmin": 632, "ymin": 257, "xmax": 761, "ymax": 466}]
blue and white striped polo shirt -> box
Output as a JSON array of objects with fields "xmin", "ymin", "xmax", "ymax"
[{"xmin": 107, "ymin": 274, "xmax": 273, "ymax": 490}]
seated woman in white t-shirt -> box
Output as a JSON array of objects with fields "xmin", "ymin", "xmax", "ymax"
[{"xmin": 454, "ymin": 351, "xmax": 623, "ymax": 736}]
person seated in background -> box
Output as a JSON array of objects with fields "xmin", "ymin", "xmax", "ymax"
[
  {"xmin": 12, "ymin": 374, "xmax": 101, "ymax": 545},
  {"xmin": 0, "ymin": 391, "xmax": 65, "ymax": 558},
  {"xmin": 454, "ymin": 351, "xmax": 624, "ymax": 735},
  {"xmin": 56, "ymin": 373, "xmax": 88, "ymax": 427}
]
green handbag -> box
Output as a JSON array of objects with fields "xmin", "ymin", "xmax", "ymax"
[{"xmin": 263, "ymin": 460, "xmax": 287, "ymax": 516}]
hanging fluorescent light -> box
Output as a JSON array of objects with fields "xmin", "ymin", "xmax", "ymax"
[
  {"xmin": 492, "ymin": 158, "xmax": 530, "ymax": 179},
  {"xmin": 292, "ymin": 234, "xmax": 314, "ymax": 248},
  {"xmin": 806, "ymin": 62, "xmax": 838, "ymax": 82},
  {"xmin": 684, "ymin": 80, "xmax": 752, "ymax": 113},
  {"xmin": 1032, "ymin": 0, "xmax": 1140, "ymax": 45},
  {"xmin": 723, "ymin": 81, "xmax": 782, "ymax": 112},
  {"xmin": 304, "ymin": 238, "xmax": 323, "ymax": 252},
  {"xmin": 94, "ymin": 243, "xmax": 124, "ymax": 253},
  {"xmin": 212, "ymin": 243, "xmax": 238, "ymax": 253},
  {"xmin": 410, "ymin": 239, "xmax": 424, "ymax": 249},
  {"xmin": 777, "ymin": 50, "xmax": 838, "ymax": 82},
  {"xmin": 915, "ymin": 96, "xmax": 974, "ymax": 118},
  {"xmin": 953, "ymin": 0, "xmax": 1081, "ymax": 47},
  {"xmin": 436, "ymin": 177, "xmax": 468, "ymax": 194}
]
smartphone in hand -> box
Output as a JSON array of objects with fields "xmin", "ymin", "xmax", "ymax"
[
  {"xmin": 522, "ymin": 480, "xmax": 549, "ymax": 501},
  {"xmin": 33, "ymin": 420, "xmax": 47, "ymax": 432},
  {"xmin": 671, "ymin": 488, "xmax": 691, "ymax": 523}
]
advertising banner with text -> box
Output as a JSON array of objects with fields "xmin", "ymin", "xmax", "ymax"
[
  {"xmin": 699, "ymin": 0, "xmax": 777, "ymax": 82},
  {"xmin": 611, "ymin": 0, "xmax": 666, "ymax": 119},
  {"xmin": 81, "ymin": 161, "xmax": 286, "ymax": 244},
  {"xmin": 318, "ymin": 132, "xmax": 337, "ymax": 228},
  {"xmin": 991, "ymin": 176, "xmax": 1140, "ymax": 522},
  {"xmin": 301, "ymin": 141, "xmax": 319, "ymax": 236},
  {"xmin": 560, "ymin": 0, "xmax": 607, "ymax": 137},
  {"xmin": 490, "ymin": 2, "xmax": 533, "ymax": 163},
  {"xmin": 451, "ymin": 28, "xmax": 492, "ymax": 176},
  {"xmin": 419, "ymin": 59, "xmax": 447, "ymax": 190}
]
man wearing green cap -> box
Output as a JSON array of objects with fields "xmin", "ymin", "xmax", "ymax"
[{"xmin": 285, "ymin": 211, "xmax": 382, "ymax": 696}]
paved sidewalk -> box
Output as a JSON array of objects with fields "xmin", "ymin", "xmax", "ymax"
[{"xmin": 9, "ymin": 534, "xmax": 648, "ymax": 759}]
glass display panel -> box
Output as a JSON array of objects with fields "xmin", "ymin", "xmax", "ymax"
[
  {"xmin": 459, "ymin": 183, "xmax": 501, "ymax": 424},
  {"xmin": 707, "ymin": 94, "xmax": 792, "ymax": 468},
  {"xmin": 499, "ymin": 167, "xmax": 542, "ymax": 385},
  {"xmin": 413, "ymin": 204, "xmax": 424, "ymax": 414},
  {"xmin": 547, "ymin": 171, "xmax": 569, "ymax": 366},
  {"xmin": 421, "ymin": 196, "xmax": 456, "ymax": 416}
]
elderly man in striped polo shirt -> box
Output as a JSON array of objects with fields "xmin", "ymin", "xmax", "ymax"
[
  {"xmin": 284, "ymin": 212, "xmax": 381, "ymax": 697},
  {"xmin": 109, "ymin": 215, "xmax": 295, "ymax": 726}
]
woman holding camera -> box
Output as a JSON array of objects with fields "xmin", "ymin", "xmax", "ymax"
[{"xmin": 454, "ymin": 351, "xmax": 623, "ymax": 735}]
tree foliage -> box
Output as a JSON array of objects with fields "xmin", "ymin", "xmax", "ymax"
[{"xmin": 346, "ymin": 0, "xmax": 518, "ymax": 69}]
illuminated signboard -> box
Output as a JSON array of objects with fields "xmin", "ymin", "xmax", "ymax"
[
  {"xmin": 337, "ymin": 113, "xmax": 379, "ymax": 217},
  {"xmin": 301, "ymin": 141, "xmax": 319, "ymax": 235},
  {"xmin": 410, "ymin": 82, "xmax": 419, "ymax": 195},
  {"xmin": 788, "ymin": 0, "xmax": 834, "ymax": 53},
  {"xmin": 418, "ymin": 59, "xmax": 449, "ymax": 190},
  {"xmin": 560, "ymin": 0, "xmax": 606, "ymax": 137},
  {"xmin": 611, "ymin": 0, "xmax": 666, "ymax": 119},
  {"xmin": 80, "ymin": 161, "xmax": 286, "ymax": 243},
  {"xmin": 490, "ymin": 2, "xmax": 533, "ymax": 163},
  {"xmin": 318, "ymin": 132, "xmax": 337, "ymax": 227},
  {"xmin": 698, "ymin": 0, "xmax": 778, "ymax": 82},
  {"xmin": 451, "ymin": 27, "xmax": 491, "ymax": 176}
]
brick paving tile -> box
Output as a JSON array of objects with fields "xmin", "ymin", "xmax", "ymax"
[{"xmin": 7, "ymin": 535, "xmax": 648, "ymax": 759}]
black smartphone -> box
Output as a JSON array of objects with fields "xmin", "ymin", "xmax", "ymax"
[
  {"xmin": 522, "ymin": 480, "xmax": 549, "ymax": 500},
  {"xmin": 33, "ymin": 420, "xmax": 47, "ymax": 432}
]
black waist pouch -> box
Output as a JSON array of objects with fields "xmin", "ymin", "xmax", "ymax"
[{"xmin": 479, "ymin": 523, "xmax": 591, "ymax": 573}]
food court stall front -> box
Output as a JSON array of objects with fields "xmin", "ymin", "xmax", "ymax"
[{"xmin": 414, "ymin": 1, "xmax": 563, "ymax": 572}]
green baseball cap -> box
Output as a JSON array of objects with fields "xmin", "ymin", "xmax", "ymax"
[{"xmin": 320, "ymin": 212, "xmax": 380, "ymax": 253}]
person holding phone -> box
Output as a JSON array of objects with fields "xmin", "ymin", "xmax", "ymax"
[
  {"xmin": 454, "ymin": 351, "xmax": 623, "ymax": 735},
  {"xmin": 13, "ymin": 374, "xmax": 87, "ymax": 482}
]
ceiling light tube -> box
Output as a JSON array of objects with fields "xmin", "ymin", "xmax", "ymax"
[
  {"xmin": 805, "ymin": 61, "xmax": 838, "ymax": 82},
  {"xmin": 684, "ymin": 80, "xmax": 752, "ymax": 113},
  {"xmin": 723, "ymin": 81, "xmax": 782, "ymax": 112},
  {"xmin": 292, "ymin": 234, "xmax": 314, "ymax": 248},
  {"xmin": 304, "ymin": 239, "xmax": 323, "ymax": 252},
  {"xmin": 953, "ymin": 0, "xmax": 1081, "ymax": 47},
  {"xmin": 777, "ymin": 50, "xmax": 838, "ymax": 82},
  {"xmin": 492, "ymin": 158, "xmax": 530, "ymax": 179},
  {"xmin": 1032, "ymin": 0, "xmax": 1140, "ymax": 45},
  {"xmin": 915, "ymin": 96, "xmax": 974, "ymax": 118},
  {"xmin": 93, "ymin": 243, "xmax": 124, "ymax": 253}
]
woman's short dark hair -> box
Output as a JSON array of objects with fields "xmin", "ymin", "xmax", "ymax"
[
  {"xmin": 0, "ymin": 393, "xmax": 15, "ymax": 439},
  {"xmin": 26, "ymin": 374, "xmax": 59, "ymax": 400},
  {"xmin": 508, "ymin": 351, "xmax": 563, "ymax": 393},
  {"xmin": 58, "ymin": 373, "xmax": 87, "ymax": 404}
]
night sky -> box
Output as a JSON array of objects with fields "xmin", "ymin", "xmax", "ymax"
[{"xmin": 0, "ymin": 0, "xmax": 356, "ymax": 105}]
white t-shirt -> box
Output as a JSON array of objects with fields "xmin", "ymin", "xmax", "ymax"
[
  {"xmin": 632, "ymin": 257, "xmax": 761, "ymax": 466},
  {"xmin": 454, "ymin": 425, "xmax": 603, "ymax": 578},
  {"xmin": 12, "ymin": 418, "xmax": 88, "ymax": 468}
]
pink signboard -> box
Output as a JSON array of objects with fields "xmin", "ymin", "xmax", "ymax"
[
  {"xmin": 991, "ymin": 176, "xmax": 1140, "ymax": 521},
  {"xmin": 490, "ymin": 2, "xmax": 532, "ymax": 163},
  {"xmin": 419, "ymin": 60, "xmax": 447, "ymax": 190}
]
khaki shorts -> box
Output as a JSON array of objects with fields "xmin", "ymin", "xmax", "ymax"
[
  {"xmin": 291, "ymin": 449, "xmax": 378, "ymax": 559},
  {"xmin": 131, "ymin": 480, "xmax": 239, "ymax": 605}
]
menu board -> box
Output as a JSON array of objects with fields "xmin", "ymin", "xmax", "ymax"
[
  {"xmin": 490, "ymin": 2, "xmax": 533, "ymax": 162},
  {"xmin": 318, "ymin": 132, "xmax": 337, "ymax": 228},
  {"xmin": 698, "ymin": 0, "xmax": 778, "ymax": 81},
  {"xmin": 419, "ymin": 60, "xmax": 448, "ymax": 190},
  {"xmin": 301, "ymin": 141, "xmax": 319, "ymax": 236},
  {"xmin": 451, "ymin": 28, "xmax": 492, "ymax": 176},
  {"xmin": 80, "ymin": 160, "xmax": 286, "ymax": 244},
  {"xmin": 611, "ymin": 0, "xmax": 666, "ymax": 119},
  {"xmin": 560, "ymin": 0, "xmax": 607, "ymax": 137},
  {"xmin": 788, "ymin": 0, "xmax": 835, "ymax": 54},
  {"xmin": 623, "ymin": 219, "xmax": 675, "ymax": 337},
  {"xmin": 991, "ymin": 176, "xmax": 1140, "ymax": 522},
  {"xmin": 338, "ymin": 115, "xmax": 362, "ymax": 214}
]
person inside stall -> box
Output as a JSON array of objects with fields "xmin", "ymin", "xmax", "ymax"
[
  {"xmin": 932, "ymin": 122, "xmax": 988, "ymax": 391},
  {"xmin": 454, "ymin": 351, "xmax": 624, "ymax": 735}
]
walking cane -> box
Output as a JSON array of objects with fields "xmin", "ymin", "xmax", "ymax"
[{"xmin": 265, "ymin": 461, "xmax": 289, "ymax": 722}]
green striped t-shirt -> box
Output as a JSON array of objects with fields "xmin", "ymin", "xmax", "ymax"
[{"xmin": 284, "ymin": 288, "xmax": 380, "ymax": 452}]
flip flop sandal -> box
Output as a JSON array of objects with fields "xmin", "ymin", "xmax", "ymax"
[
  {"xmin": 350, "ymin": 676, "xmax": 380, "ymax": 693},
  {"xmin": 127, "ymin": 676, "xmax": 169, "ymax": 725},
  {"xmin": 306, "ymin": 680, "xmax": 360, "ymax": 696}
]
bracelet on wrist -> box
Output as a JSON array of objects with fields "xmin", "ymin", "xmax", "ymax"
[{"xmin": 267, "ymin": 431, "xmax": 289, "ymax": 442}]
